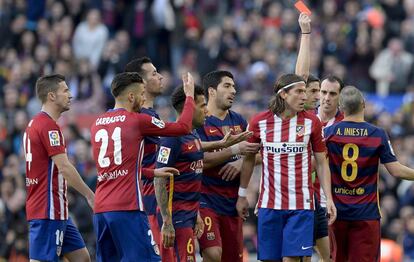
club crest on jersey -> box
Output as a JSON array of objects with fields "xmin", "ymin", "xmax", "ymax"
[
  {"xmin": 56, "ymin": 246, "xmax": 62, "ymax": 256},
  {"xmin": 157, "ymin": 146, "xmax": 171, "ymax": 164},
  {"xmin": 207, "ymin": 232, "xmax": 215, "ymax": 240},
  {"xmin": 48, "ymin": 130, "xmax": 60, "ymax": 146},
  {"xmin": 234, "ymin": 125, "xmax": 242, "ymax": 133},
  {"xmin": 151, "ymin": 117, "xmax": 165, "ymax": 128},
  {"xmin": 296, "ymin": 125, "xmax": 305, "ymax": 137}
]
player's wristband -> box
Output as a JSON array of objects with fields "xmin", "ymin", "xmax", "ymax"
[
  {"xmin": 238, "ymin": 187, "xmax": 247, "ymax": 197},
  {"xmin": 230, "ymin": 144, "xmax": 241, "ymax": 155},
  {"xmin": 302, "ymin": 31, "xmax": 311, "ymax": 34}
]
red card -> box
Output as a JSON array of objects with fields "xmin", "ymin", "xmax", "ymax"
[{"xmin": 294, "ymin": 0, "xmax": 312, "ymax": 15}]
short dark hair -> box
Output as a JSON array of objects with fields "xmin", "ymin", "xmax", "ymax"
[
  {"xmin": 307, "ymin": 74, "xmax": 320, "ymax": 87},
  {"xmin": 339, "ymin": 86, "xmax": 364, "ymax": 115},
  {"xmin": 202, "ymin": 70, "xmax": 234, "ymax": 97},
  {"xmin": 36, "ymin": 74, "xmax": 66, "ymax": 103},
  {"xmin": 171, "ymin": 84, "xmax": 204, "ymax": 113},
  {"xmin": 321, "ymin": 74, "xmax": 344, "ymax": 90},
  {"xmin": 124, "ymin": 57, "xmax": 152, "ymax": 78},
  {"xmin": 269, "ymin": 74, "xmax": 305, "ymax": 115},
  {"xmin": 111, "ymin": 72, "xmax": 144, "ymax": 98}
]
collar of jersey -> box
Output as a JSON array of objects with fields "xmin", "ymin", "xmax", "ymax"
[{"xmin": 107, "ymin": 108, "xmax": 127, "ymax": 113}]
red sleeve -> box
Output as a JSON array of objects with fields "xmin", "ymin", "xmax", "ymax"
[
  {"xmin": 247, "ymin": 115, "xmax": 261, "ymax": 143},
  {"xmin": 310, "ymin": 117, "xmax": 326, "ymax": 153},
  {"xmin": 39, "ymin": 122, "xmax": 66, "ymax": 157},
  {"xmin": 142, "ymin": 168, "xmax": 155, "ymax": 179},
  {"xmin": 138, "ymin": 96, "xmax": 195, "ymax": 137}
]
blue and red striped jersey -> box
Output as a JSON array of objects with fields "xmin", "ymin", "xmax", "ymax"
[
  {"xmin": 324, "ymin": 121, "xmax": 397, "ymax": 220},
  {"xmin": 140, "ymin": 107, "xmax": 160, "ymax": 215},
  {"xmin": 196, "ymin": 110, "xmax": 248, "ymax": 216},
  {"xmin": 155, "ymin": 131, "xmax": 203, "ymax": 228}
]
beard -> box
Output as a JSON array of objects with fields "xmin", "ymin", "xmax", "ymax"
[
  {"xmin": 217, "ymin": 99, "xmax": 232, "ymax": 111},
  {"xmin": 132, "ymin": 99, "xmax": 143, "ymax": 112}
]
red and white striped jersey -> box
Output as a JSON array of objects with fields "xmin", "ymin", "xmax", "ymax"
[
  {"xmin": 90, "ymin": 97, "xmax": 194, "ymax": 214},
  {"xmin": 314, "ymin": 108, "xmax": 344, "ymax": 207},
  {"xmin": 23, "ymin": 112, "xmax": 68, "ymax": 220},
  {"xmin": 248, "ymin": 110, "xmax": 326, "ymax": 210}
]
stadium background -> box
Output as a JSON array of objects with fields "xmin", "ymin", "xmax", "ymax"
[{"xmin": 1, "ymin": 0, "xmax": 414, "ymax": 261}]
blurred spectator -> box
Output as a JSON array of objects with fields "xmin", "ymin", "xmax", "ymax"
[
  {"xmin": 370, "ymin": 38, "xmax": 414, "ymax": 95},
  {"xmin": 73, "ymin": 9, "xmax": 108, "ymax": 68}
]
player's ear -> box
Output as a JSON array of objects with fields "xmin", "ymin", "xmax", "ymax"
[
  {"xmin": 279, "ymin": 90, "xmax": 287, "ymax": 100},
  {"xmin": 208, "ymin": 87, "xmax": 215, "ymax": 97},
  {"xmin": 48, "ymin": 91, "xmax": 56, "ymax": 101},
  {"xmin": 127, "ymin": 91, "xmax": 135, "ymax": 102}
]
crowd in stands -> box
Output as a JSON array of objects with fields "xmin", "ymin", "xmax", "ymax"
[{"xmin": 1, "ymin": 0, "xmax": 414, "ymax": 260}]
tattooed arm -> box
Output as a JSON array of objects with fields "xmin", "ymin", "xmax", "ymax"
[
  {"xmin": 154, "ymin": 137, "xmax": 181, "ymax": 248},
  {"xmin": 154, "ymin": 176, "xmax": 175, "ymax": 248}
]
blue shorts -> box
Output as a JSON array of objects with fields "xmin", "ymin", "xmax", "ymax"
[
  {"xmin": 93, "ymin": 210, "xmax": 161, "ymax": 262},
  {"xmin": 257, "ymin": 208, "xmax": 314, "ymax": 260},
  {"xmin": 29, "ymin": 217, "xmax": 85, "ymax": 261},
  {"xmin": 313, "ymin": 197, "xmax": 328, "ymax": 242}
]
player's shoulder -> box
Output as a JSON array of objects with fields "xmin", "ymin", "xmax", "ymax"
[
  {"xmin": 30, "ymin": 112, "xmax": 59, "ymax": 130},
  {"xmin": 228, "ymin": 110, "xmax": 245, "ymax": 120},
  {"xmin": 324, "ymin": 121, "xmax": 338, "ymax": 136},
  {"xmin": 304, "ymin": 109, "xmax": 317, "ymax": 116},
  {"xmin": 159, "ymin": 135, "xmax": 181, "ymax": 145},
  {"xmin": 300, "ymin": 110, "xmax": 321, "ymax": 123},
  {"xmin": 140, "ymin": 107, "xmax": 159, "ymax": 118},
  {"xmin": 363, "ymin": 121, "xmax": 387, "ymax": 136},
  {"xmin": 250, "ymin": 110, "xmax": 273, "ymax": 122}
]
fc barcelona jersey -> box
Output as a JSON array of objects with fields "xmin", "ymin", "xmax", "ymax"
[{"xmin": 324, "ymin": 121, "xmax": 397, "ymax": 220}]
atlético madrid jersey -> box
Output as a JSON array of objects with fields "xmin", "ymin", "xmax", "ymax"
[
  {"xmin": 196, "ymin": 110, "xmax": 248, "ymax": 216},
  {"xmin": 23, "ymin": 112, "xmax": 68, "ymax": 220},
  {"xmin": 248, "ymin": 110, "xmax": 326, "ymax": 210},
  {"xmin": 324, "ymin": 121, "xmax": 397, "ymax": 220},
  {"xmin": 90, "ymin": 97, "xmax": 194, "ymax": 213},
  {"xmin": 314, "ymin": 109, "xmax": 344, "ymax": 207},
  {"xmin": 140, "ymin": 107, "xmax": 160, "ymax": 216},
  {"xmin": 155, "ymin": 131, "xmax": 203, "ymax": 228}
]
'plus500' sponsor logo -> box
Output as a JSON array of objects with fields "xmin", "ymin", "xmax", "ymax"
[{"xmin": 263, "ymin": 142, "xmax": 306, "ymax": 154}]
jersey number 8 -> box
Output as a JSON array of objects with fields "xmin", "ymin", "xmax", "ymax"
[{"xmin": 341, "ymin": 143, "xmax": 359, "ymax": 182}]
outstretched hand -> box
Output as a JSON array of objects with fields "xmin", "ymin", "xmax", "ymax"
[
  {"xmin": 182, "ymin": 72, "xmax": 195, "ymax": 98},
  {"xmin": 221, "ymin": 131, "xmax": 253, "ymax": 148}
]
